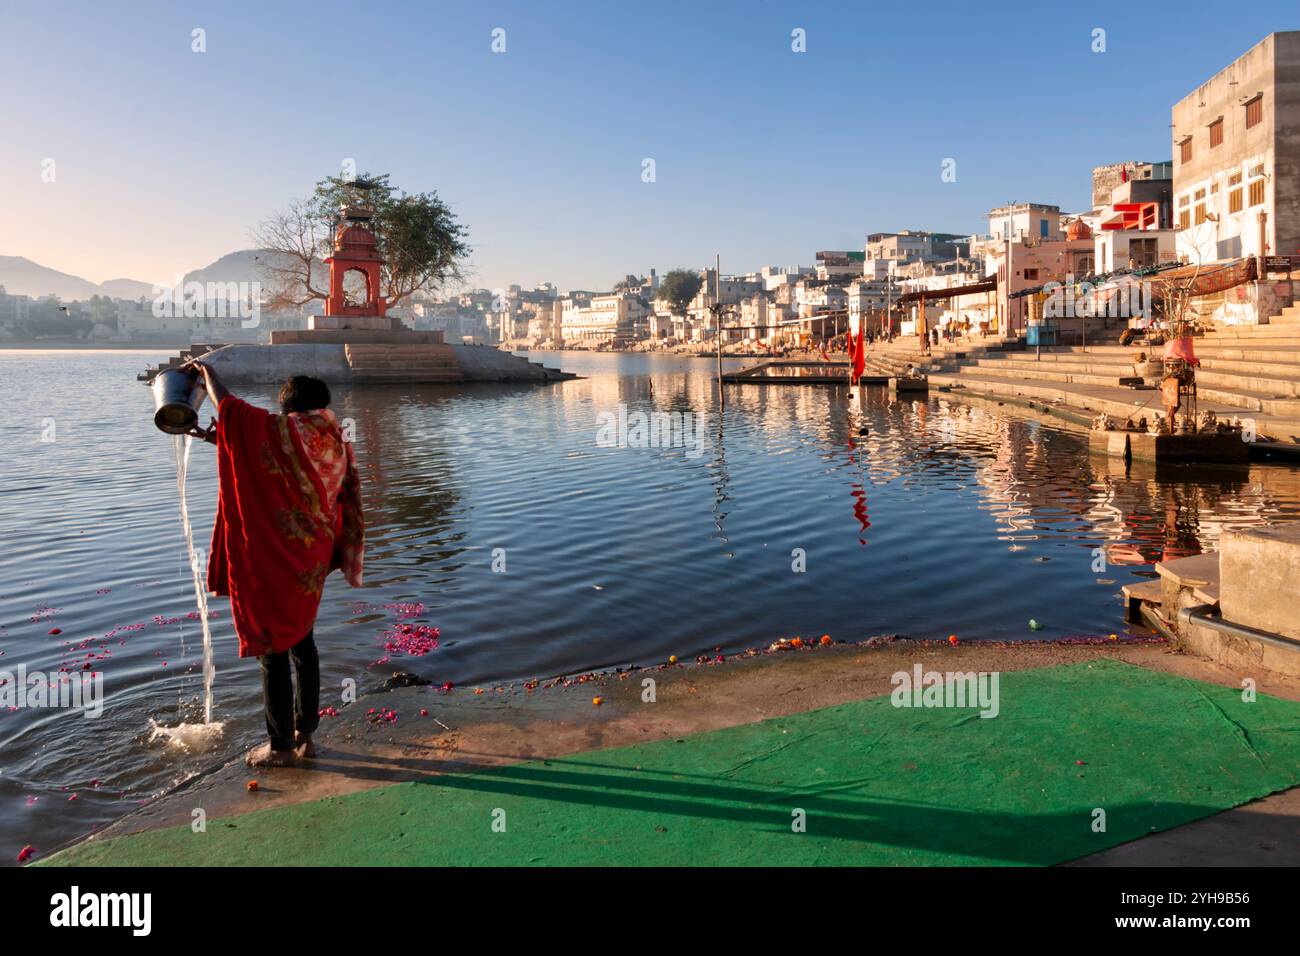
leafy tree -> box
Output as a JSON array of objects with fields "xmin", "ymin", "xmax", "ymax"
[
  {"xmin": 256, "ymin": 172, "xmax": 469, "ymax": 312},
  {"xmin": 657, "ymin": 268, "xmax": 703, "ymax": 317}
]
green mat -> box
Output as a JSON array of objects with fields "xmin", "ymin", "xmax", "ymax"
[{"xmin": 43, "ymin": 660, "xmax": 1300, "ymax": 866}]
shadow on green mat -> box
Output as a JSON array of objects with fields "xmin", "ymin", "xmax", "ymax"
[{"xmin": 40, "ymin": 659, "xmax": 1300, "ymax": 866}]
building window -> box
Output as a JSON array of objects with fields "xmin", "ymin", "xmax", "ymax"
[
  {"xmin": 1245, "ymin": 95, "xmax": 1263, "ymax": 129},
  {"xmin": 1209, "ymin": 118, "xmax": 1223, "ymax": 148},
  {"xmin": 1179, "ymin": 138, "xmax": 1192, "ymax": 163},
  {"xmin": 1195, "ymin": 205, "xmax": 1207, "ymax": 225},
  {"xmin": 1229, "ymin": 188, "xmax": 1244, "ymax": 214},
  {"xmin": 1178, "ymin": 210, "xmax": 1190, "ymax": 230},
  {"xmin": 1130, "ymin": 238, "xmax": 1158, "ymax": 269},
  {"xmin": 1228, "ymin": 171, "xmax": 1242, "ymax": 186},
  {"xmin": 1024, "ymin": 268, "xmax": 1039, "ymax": 281},
  {"xmin": 1249, "ymin": 179, "xmax": 1265, "ymax": 207}
]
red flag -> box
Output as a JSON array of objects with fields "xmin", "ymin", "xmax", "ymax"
[{"xmin": 853, "ymin": 323, "xmax": 866, "ymax": 379}]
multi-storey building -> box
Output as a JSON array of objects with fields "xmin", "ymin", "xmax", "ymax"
[
  {"xmin": 560, "ymin": 291, "xmax": 648, "ymax": 346},
  {"xmin": 1171, "ymin": 30, "xmax": 1300, "ymax": 265}
]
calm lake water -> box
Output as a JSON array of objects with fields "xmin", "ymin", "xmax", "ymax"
[{"xmin": 3, "ymin": 346, "xmax": 1299, "ymax": 859}]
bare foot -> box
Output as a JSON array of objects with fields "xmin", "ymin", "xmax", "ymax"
[
  {"xmin": 246, "ymin": 742, "xmax": 296, "ymax": 767},
  {"xmin": 294, "ymin": 732, "xmax": 317, "ymax": 758}
]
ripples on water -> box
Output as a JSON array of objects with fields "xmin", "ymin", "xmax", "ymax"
[{"xmin": 1, "ymin": 347, "xmax": 1298, "ymax": 857}]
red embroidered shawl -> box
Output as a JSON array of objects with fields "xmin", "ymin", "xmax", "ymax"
[{"xmin": 207, "ymin": 396, "xmax": 364, "ymax": 657}]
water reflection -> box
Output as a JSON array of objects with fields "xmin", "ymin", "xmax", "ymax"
[{"xmin": 1, "ymin": 348, "xmax": 1299, "ymax": 859}]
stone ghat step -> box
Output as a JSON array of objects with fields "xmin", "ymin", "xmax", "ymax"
[
  {"xmin": 959, "ymin": 361, "xmax": 1300, "ymax": 406},
  {"xmin": 344, "ymin": 344, "xmax": 464, "ymax": 381},
  {"xmin": 971, "ymin": 355, "xmax": 1300, "ymax": 393},
  {"xmin": 974, "ymin": 355, "xmax": 1134, "ymax": 371},
  {"xmin": 988, "ymin": 348, "xmax": 1133, "ymax": 359},
  {"xmin": 1201, "ymin": 357, "xmax": 1300, "ymax": 376},
  {"xmin": 1196, "ymin": 386, "xmax": 1300, "ymax": 415},
  {"xmin": 927, "ymin": 370, "xmax": 1300, "ymax": 441},
  {"xmin": 349, "ymin": 369, "xmax": 464, "ymax": 382},
  {"xmin": 346, "ymin": 358, "xmax": 459, "ymax": 369},
  {"xmin": 1044, "ymin": 345, "xmax": 1145, "ymax": 354},
  {"xmin": 958, "ymin": 365, "xmax": 1132, "ymax": 388},
  {"xmin": 345, "ymin": 358, "xmax": 458, "ymax": 368},
  {"xmin": 345, "ymin": 345, "xmax": 457, "ymax": 357},
  {"xmin": 1194, "ymin": 369, "xmax": 1300, "ymax": 397},
  {"xmin": 988, "ymin": 343, "xmax": 1300, "ymax": 364},
  {"xmin": 345, "ymin": 345, "xmax": 458, "ymax": 369},
  {"xmin": 1200, "ymin": 325, "xmax": 1300, "ymax": 338},
  {"xmin": 1165, "ymin": 386, "xmax": 1299, "ymax": 414},
  {"xmin": 1199, "ymin": 339, "xmax": 1300, "ymax": 352}
]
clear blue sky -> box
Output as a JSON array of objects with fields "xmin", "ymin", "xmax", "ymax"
[{"xmin": 1, "ymin": 0, "xmax": 1294, "ymax": 292}]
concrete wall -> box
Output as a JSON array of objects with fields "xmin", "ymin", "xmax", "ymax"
[
  {"xmin": 1275, "ymin": 31, "xmax": 1300, "ymax": 260},
  {"xmin": 200, "ymin": 342, "xmax": 562, "ymax": 385},
  {"xmin": 1220, "ymin": 524, "xmax": 1300, "ymax": 640},
  {"xmin": 451, "ymin": 344, "xmax": 555, "ymax": 382},
  {"xmin": 1159, "ymin": 527, "xmax": 1300, "ymax": 678},
  {"xmin": 202, "ymin": 343, "xmax": 352, "ymax": 385}
]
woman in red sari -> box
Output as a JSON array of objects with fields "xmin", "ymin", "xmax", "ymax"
[{"xmin": 186, "ymin": 362, "xmax": 364, "ymax": 767}]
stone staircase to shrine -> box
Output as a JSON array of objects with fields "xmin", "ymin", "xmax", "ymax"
[{"xmin": 344, "ymin": 344, "xmax": 464, "ymax": 383}]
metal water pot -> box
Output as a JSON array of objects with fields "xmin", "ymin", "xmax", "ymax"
[{"xmin": 151, "ymin": 367, "xmax": 207, "ymax": 434}]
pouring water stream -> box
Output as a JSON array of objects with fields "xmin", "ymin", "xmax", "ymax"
[{"xmin": 148, "ymin": 432, "xmax": 224, "ymax": 750}]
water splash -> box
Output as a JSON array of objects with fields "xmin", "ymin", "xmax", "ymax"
[{"xmin": 148, "ymin": 717, "xmax": 224, "ymax": 753}]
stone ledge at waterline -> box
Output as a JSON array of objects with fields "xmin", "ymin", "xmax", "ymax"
[
  {"xmin": 1142, "ymin": 522, "xmax": 1300, "ymax": 679},
  {"xmin": 198, "ymin": 342, "xmax": 577, "ymax": 386}
]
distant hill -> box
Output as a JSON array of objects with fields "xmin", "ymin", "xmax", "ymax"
[
  {"xmin": 182, "ymin": 249, "xmax": 270, "ymax": 286},
  {"xmin": 174, "ymin": 249, "xmax": 328, "ymax": 297},
  {"xmin": 0, "ymin": 256, "xmax": 102, "ymax": 300},
  {"xmin": 96, "ymin": 278, "xmax": 157, "ymax": 300},
  {"xmin": 0, "ymin": 249, "xmax": 325, "ymax": 303}
]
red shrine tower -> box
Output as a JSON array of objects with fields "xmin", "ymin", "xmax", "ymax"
[
  {"xmin": 325, "ymin": 204, "xmax": 387, "ymax": 319},
  {"xmin": 274, "ymin": 183, "xmax": 441, "ymax": 345},
  {"xmin": 308, "ymin": 203, "xmax": 402, "ymax": 332}
]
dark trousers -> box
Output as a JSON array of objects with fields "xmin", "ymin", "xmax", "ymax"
[{"xmin": 259, "ymin": 631, "xmax": 320, "ymax": 752}]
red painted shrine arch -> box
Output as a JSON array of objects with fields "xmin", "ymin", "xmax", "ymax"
[{"xmin": 325, "ymin": 218, "xmax": 388, "ymax": 318}]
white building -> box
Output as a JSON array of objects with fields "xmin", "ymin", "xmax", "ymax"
[
  {"xmin": 986, "ymin": 203, "xmax": 1063, "ymax": 242},
  {"xmin": 814, "ymin": 251, "xmax": 865, "ymax": 280},
  {"xmin": 759, "ymin": 265, "xmax": 814, "ymax": 291},
  {"xmin": 560, "ymin": 291, "xmax": 648, "ymax": 345},
  {"xmin": 1171, "ymin": 31, "xmax": 1300, "ymax": 266}
]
